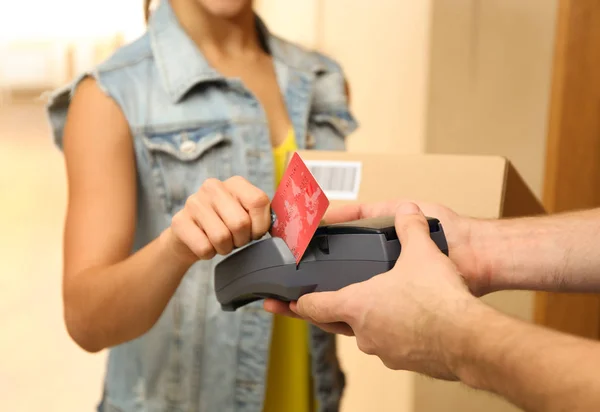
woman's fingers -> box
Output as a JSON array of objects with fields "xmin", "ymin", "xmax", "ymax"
[
  {"xmin": 202, "ymin": 178, "xmax": 252, "ymax": 248},
  {"xmin": 186, "ymin": 193, "xmax": 234, "ymax": 255},
  {"xmin": 224, "ymin": 176, "xmax": 271, "ymax": 240}
]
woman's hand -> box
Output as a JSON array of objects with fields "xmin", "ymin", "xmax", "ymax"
[{"xmin": 164, "ymin": 176, "xmax": 271, "ymax": 264}]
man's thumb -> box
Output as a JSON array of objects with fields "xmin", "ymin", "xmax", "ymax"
[
  {"xmin": 394, "ymin": 202, "xmax": 432, "ymax": 249},
  {"xmin": 295, "ymin": 291, "xmax": 347, "ymax": 324}
]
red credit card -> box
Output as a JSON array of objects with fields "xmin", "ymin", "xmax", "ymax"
[{"xmin": 270, "ymin": 152, "xmax": 329, "ymax": 264}]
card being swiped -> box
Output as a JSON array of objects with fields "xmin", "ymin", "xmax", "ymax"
[{"xmin": 269, "ymin": 152, "xmax": 329, "ymax": 264}]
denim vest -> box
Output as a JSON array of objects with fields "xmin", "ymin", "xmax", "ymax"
[{"xmin": 46, "ymin": 1, "xmax": 358, "ymax": 411}]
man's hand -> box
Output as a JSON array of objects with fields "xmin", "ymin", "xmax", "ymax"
[
  {"xmin": 266, "ymin": 203, "xmax": 600, "ymax": 412},
  {"xmin": 323, "ymin": 199, "xmax": 492, "ymax": 295},
  {"xmin": 288, "ymin": 203, "xmax": 483, "ymax": 379},
  {"xmin": 264, "ymin": 198, "xmax": 495, "ymax": 321}
]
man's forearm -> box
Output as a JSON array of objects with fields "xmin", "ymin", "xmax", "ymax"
[
  {"xmin": 476, "ymin": 208, "xmax": 600, "ymax": 293},
  {"xmin": 449, "ymin": 302, "xmax": 600, "ymax": 412}
]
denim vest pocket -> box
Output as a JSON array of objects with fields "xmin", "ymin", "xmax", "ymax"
[{"xmin": 142, "ymin": 127, "xmax": 233, "ymax": 214}]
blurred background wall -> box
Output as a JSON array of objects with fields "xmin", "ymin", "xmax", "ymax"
[
  {"xmin": 0, "ymin": 0, "xmax": 557, "ymax": 411},
  {"xmin": 426, "ymin": 0, "xmax": 557, "ymax": 199},
  {"xmin": 256, "ymin": 0, "xmax": 557, "ymax": 199},
  {"xmin": 0, "ymin": 2, "xmax": 147, "ymax": 411}
]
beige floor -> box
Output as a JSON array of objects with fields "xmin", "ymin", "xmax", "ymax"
[{"xmin": 0, "ymin": 101, "xmax": 106, "ymax": 411}]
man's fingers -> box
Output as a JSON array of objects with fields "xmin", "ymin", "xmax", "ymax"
[
  {"xmin": 309, "ymin": 321, "xmax": 354, "ymax": 336},
  {"xmin": 263, "ymin": 300, "xmax": 355, "ymax": 336},
  {"xmin": 361, "ymin": 200, "xmax": 407, "ymax": 219},
  {"xmin": 324, "ymin": 199, "xmax": 423, "ymax": 224},
  {"xmin": 289, "ymin": 302, "xmax": 355, "ymax": 336},
  {"xmin": 323, "ymin": 204, "xmax": 363, "ymax": 224},
  {"xmin": 263, "ymin": 299, "xmax": 302, "ymax": 319},
  {"xmin": 394, "ymin": 202, "xmax": 435, "ymax": 251},
  {"xmin": 323, "ymin": 201, "xmax": 403, "ymax": 224},
  {"xmin": 294, "ymin": 291, "xmax": 351, "ymax": 325}
]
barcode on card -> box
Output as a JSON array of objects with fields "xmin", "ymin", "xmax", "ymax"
[{"xmin": 303, "ymin": 160, "xmax": 362, "ymax": 200}]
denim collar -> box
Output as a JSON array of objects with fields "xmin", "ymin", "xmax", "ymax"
[{"xmin": 148, "ymin": 0, "xmax": 325, "ymax": 103}]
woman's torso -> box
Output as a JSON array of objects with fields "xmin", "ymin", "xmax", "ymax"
[{"xmin": 46, "ymin": 2, "xmax": 358, "ymax": 411}]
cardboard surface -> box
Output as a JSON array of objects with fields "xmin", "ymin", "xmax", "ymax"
[
  {"xmin": 297, "ymin": 150, "xmax": 544, "ymax": 412},
  {"xmin": 299, "ymin": 151, "xmax": 544, "ymax": 218}
]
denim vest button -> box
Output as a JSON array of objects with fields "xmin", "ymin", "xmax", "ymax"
[{"xmin": 180, "ymin": 140, "xmax": 196, "ymax": 153}]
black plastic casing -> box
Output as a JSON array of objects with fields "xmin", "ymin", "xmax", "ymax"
[{"xmin": 214, "ymin": 216, "xmax": 449, "ymax": 311}]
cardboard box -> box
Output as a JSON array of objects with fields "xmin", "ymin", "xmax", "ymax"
[{"xmin": 297, "ymin": 150, "xmax": 545, "ymax": 412}]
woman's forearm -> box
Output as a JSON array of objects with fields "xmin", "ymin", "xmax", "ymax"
[
  {"xmin": 478, "ymin": 208, "xmax": 600, "ymax": 293},
  {"xmin": 63, "ymin": 228, "xmax": 193, "ymax": 352}
]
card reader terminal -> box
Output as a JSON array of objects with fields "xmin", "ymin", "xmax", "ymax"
[{"xmin": 214, "ymin": 215, "xmax": 448, "ymax": 311}]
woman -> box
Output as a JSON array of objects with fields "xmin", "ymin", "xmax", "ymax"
[{"xmin": 46, "ymin": 0, "xmax": 357, "ymax": 411}]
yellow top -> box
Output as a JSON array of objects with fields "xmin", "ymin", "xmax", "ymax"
[{"xmin": 263, "ymin": 129, "xmax": 314, "ymax": 412}]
